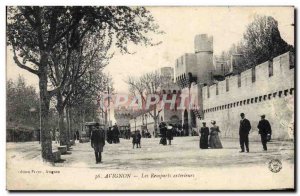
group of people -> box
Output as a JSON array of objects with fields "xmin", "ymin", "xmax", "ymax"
[
  {"xmin": 199, "ymin": 120, "xmax": 223, "ymax": 149},
  {"xmin": 159, "ymin": 122, "xmax": 174, "ymax": 145},
  {"xmin": 107, "ymin": 124, "xmax": 120, "ymax": 144},
  {"xmin": 90, "ymin": 113, "xmax": 272, "ymax": 164},
  {"xmin": 119, "ymin": 129, "xmax": 131, "ymax": 140},
  {"xmin": 199, "ymin": 113, "xmax": 272, "ymax": 152},
  {"xmin": 141, "ymin": 129, "xmax": 152, "ymax": 138}
]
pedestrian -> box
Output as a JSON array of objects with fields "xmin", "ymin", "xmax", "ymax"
[
  {"xmin": 132, "ymin": 131, "xmax": 136, "ymax": 148},
  {"xmin": 55, "ymin": 129, "xmax": 60, "ymax": 144},
  {"xmin": 112, "ymin": 124, "xmax": 120, "ymax": 143},
  {"xmin": 172, "ymin": 126, "xmax": 177, "ymax": 137},
  {"xmin": 73, "ymin": 132, "xmax": 76, "ymax": 141},
  {"xmin": 127, "ymin": 129, "xmax": 131, "ymax": 140},
  {"xmin": 209, "ymin": 120, "xmax": 223, "ymax": 149},
  {"xmin": 239, "ymin": 113, "xmax": 251, "ymax": 153},
  {"xmin": 199, "ymin": 122, "xmax": 209, "ymax": 149},
  {"xmin": 125, "ymin": 129, "xmax": 127, "ymax": 139},
  {"xmin": 166, "ymin": 124, "xmax": 173, "ymax": 145},
  {"xmin": 136, "ymin": 130, "xmax": 142, "ymax": 148},
  {"xmin": 159, "ymin": 122, "xmax": 167, "ymax": 145},
  {"xmin": 132, "ymin": 130, "xmax": 140, "ymax": 149},
  {"xmin": 142, "ymin": 129, "xmax": 145, "ymax": 138},
  {"xmin": 76, "ymin": 130, "xmax": 80, "ymax": 140},
  {"xmin": 91, "ymin": 123, "xmax": 105, "ymax": 164},
  {"xmin": 257, "ymin": 115, "xmax": 272, "ymax": 151},
  {"xmin": 107, "ymin": 127, "xmax": 112, "ymax": 144}
]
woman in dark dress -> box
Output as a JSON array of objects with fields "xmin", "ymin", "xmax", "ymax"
[
  {"xmin": 199, "ymin": 122, "xmax": 209, "ymax": 149},
  {"xmin": 166, "ymin": 124, "xmax": 173, "ymax": 145},
  {"xmin": 209, "ymin": 120, "xmax": 223, "ymax": 149},
  {"xmin": 159, "ymin": 122, "xmax": 167, "ymax": 145}
]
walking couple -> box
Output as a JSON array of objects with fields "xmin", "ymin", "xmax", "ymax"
[
  {"xmin": 239, "ymin": 113, "xmax": 272, "ymax": 153},
  {"xmin": 199, "ymin": 120, "xmax": 223, "ymax": 149}
]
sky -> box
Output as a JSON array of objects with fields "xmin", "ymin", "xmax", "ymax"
[{"xmin": 7, "ymin": 6, "xmax": 294, "ymax": 94}]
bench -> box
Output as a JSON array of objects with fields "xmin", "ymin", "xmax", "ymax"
[
  {"xmin": 69, "ymin": 140, "xmax": 75, "ymax": 146},
  {"xmin": 57, "ymin": 146, "xmax": 68, "ymax": 155},
  {"xmin": 52, "ymin": 150, "xmax": 61, "ymax": 162},
  {"xmin": 79, "ymin": 138, "xmax": 90, "ymax": 143}
]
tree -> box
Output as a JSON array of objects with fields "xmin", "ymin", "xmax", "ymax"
[
  {"xmin": 48, "ymin": 30, "xmax": 112, "ymax": 146},
  {"xmin": 66, "ymin": 72, "xmax": 113, "ymax": 140},
  {"xmin": 242, "ymin": 15, "xmax": 294, "ymax": 68},
  {"xmin": 219, "ymin": 15, "xmax": 294, "ymax": 73},
  {"xmin": 7, "ymin": 6, "xmax": 161, "ymax": 161},
  {"xmin": 7, "ymin": 76, "xmax": 40, "ymax": 128},
  {"xmin": 126, "ymin": 71, "xmax": 169, "ymax": 136}
]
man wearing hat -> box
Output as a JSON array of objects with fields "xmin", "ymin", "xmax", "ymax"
[
  {"xmin": 257, "ymin": 115, "xmax": 272, "ymax": 151},
  {"xmin": 91, "ymin": 123, "xmax": 106, "ymax": 164},
  {"xmin": 239, "ymin": 113, "xmax": 251, "ymax": 152}
]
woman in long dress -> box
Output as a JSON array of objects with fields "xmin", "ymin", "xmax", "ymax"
[
  {"xmin": 166, "ymin": 124, "xmax": 173, "ymax": 145},
  {"xmin": 199, "ymin": 122, "xmax": 209, "ymax": 149},
  {"xmin": 159, "ymin": 122, "xmax": 167, "ymax": 145},
  {"xmin": 209, "ymin": 120, "xmax": 223, "ymax": 149}
]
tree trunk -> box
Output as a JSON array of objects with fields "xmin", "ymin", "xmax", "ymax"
[
  {"xmin": 81, "ymin": 106, "xmax": 85, "ymax": 138},
  {"xmin": 57, "ymin": 92, "xmax": 68, "ymax": 146},
  {"xmin": 66, "ymin": 107, "xmax": 71, "ymax": 142},
  {"xmin": 153, "ymin": 107, "xmax": 159, "ymax": 138},
  {"xmin": 153, "ymin": 116, "xmax": 158, "ymax": 138},
  {"xmin": 39, "ymin": 56, "xmax": 53, "ymax": 162}
]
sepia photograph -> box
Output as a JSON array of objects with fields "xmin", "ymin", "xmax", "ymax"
[{"xmin": 5, "ymin": 5, "xmax": 295, "ymax": 191}]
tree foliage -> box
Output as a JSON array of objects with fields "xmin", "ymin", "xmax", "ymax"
[
  {"xmin": 126, "ymin": 71, "xmax": 173, "ymax": 135},
  {"xmin": 7, "ymin": 6, "xmax": 162, "ymax": 76},
  {"xmin": 7, "ymin": 76, "xmax": 40, "ymax": 127},
  {"xmin": 7, "ymin": 6, "xmax": 161, "ymax": 161},
  {"xmin": 242, "ymin": 15, "xmax": 294, "ymax": 68},
  {"xmin": 219, "ymin": 15, "xmax": 294, "ymax": 72}
]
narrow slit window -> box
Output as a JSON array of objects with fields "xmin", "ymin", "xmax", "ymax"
[
  {"xmin": 269, "ymin": 61, "xmax": 273, "ymax": 77},
  {"xmin": 268, "ymin": 94, "xmax": 272, "ymax": 99},
  {"xmin": 252, "ymin": 67, "xmax": 256, "ymax": 83}
]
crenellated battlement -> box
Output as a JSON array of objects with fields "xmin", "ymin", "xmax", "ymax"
[
  {"xmin": 202, "ymin": 52, "xmax": 294, "ymax": 105},
  {"xmin": 201, "ymin": 51, "xmax": 294, "ymax": 140},
  {"xmin": 175, "ymin": 34, "xmax": 215, "ymax": 89}
]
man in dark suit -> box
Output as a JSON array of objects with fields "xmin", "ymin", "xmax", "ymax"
[
  {"xmin": 91, "ymin": 123, "xmax": 105, "ymax": 164},
  {"xmin": 257, "ymin": 115, "xmax": 272, "ymax": 151},
  {"xmin": 239, "ymin": 113, "xmax": 251, "ymax": 153}
]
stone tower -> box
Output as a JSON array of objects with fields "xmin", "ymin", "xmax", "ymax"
[{"xmin": 194, "ymin": 34, "xmax": 215, "ymax": 85}]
